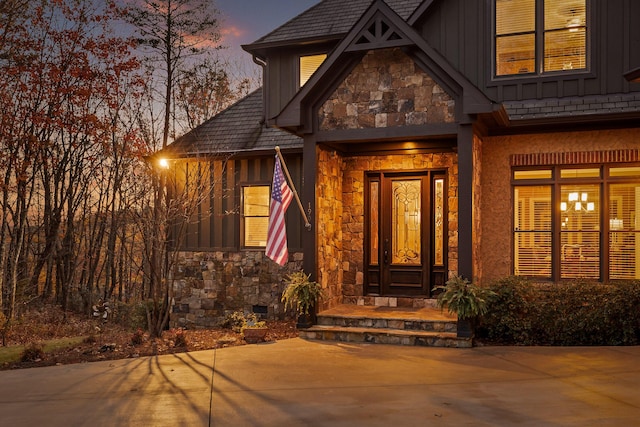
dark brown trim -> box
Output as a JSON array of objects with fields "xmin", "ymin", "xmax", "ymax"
[
  {"xmin": 457, "ymin": 123, "xmax": 474, "ymax": 280},
  {"xmin": 315, "ymin": 124, "xmax": 458, "ymax": 143},
  {"xmin": 324, "ymin": 140, "xmax": 456, "ymax": 157},
  {"xmin": 487, "ymin": 115, "xmax": 640, "ymax": 136},
  {"xmin": 624, "ymin": 67, "xmax": 640, "ymax": 83},
  {"xmin": 407, "ymin": 0, "xmax": 438, "ymax": 26},
  {"xmin": 242, "ymin": 35, "xmax": 343, "ymax": 58},
  {"xmin": 302, "ymin": 135, "xmax": 317, "ymax": 280}
]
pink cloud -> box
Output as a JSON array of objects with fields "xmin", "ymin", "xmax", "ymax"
[{"xmin": 222, "ymin": 25, "xmax": 245, "ymax": 39}]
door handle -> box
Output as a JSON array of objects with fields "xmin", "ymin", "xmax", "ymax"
[{"xmin": 384, "ymin": 239, "xmax": 389, "ymax": 264}]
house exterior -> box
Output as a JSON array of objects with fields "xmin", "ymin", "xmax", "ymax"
[{"xmin": 165, "ymin": 0, "xmax": 640, "ymax": 330}]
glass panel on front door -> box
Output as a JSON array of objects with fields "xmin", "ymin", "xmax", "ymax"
[{"xmin": 391, "ymin": 179, "xmax": 421, "ymax": 265}]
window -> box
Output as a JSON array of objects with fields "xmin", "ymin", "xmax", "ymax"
[
  {"xmin": 299, "ymin": 54, "xmax": 327, "ymax": 87},
  {"xmin": 242, "ymin": 185, "xmax": 270, "ymax": 247},
  {"xmin": 513, "ymin": 165, "xmax": 640, "ymax": 281},
  {"xmin": 495, "ymin": 0, "xmax": 587, "ymax": 76}
]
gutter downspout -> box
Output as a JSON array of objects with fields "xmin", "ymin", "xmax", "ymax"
[{"xmin": 252, "ymin": 55, "xmax": 268, "ymax": 125}]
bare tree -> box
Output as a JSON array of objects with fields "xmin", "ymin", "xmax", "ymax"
[
  {"xmin": 126, "ymin": 0, "xmax": 222, "ymax": 149},
  {"xmin": 125, "ymin": 0, "xmax": 232, "ymax": 336},
  {"xmin": 175, "ymin": 57, "xmax": 235, "ymax": 131},
  {"xmin": 0, "ymin": 0, "xmax": 144, "ymax": 323}
]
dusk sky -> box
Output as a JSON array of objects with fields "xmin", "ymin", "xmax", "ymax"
[{"xmin": 215, "ymin": 0, "xmax": 321, "ymax": 76}]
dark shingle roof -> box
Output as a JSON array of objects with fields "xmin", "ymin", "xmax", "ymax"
[
  {"xmin": 249, "ymin": 0, "xmax": 424, "ymax": 46},
  {"xmin": 504, "ymin": 92, "xmax": 640, "ymax": 122},
  {"xmin": 163, "ymin": 89, "xmax": 301, "ymax": 157}
]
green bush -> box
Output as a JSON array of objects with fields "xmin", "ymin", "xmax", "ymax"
[
  {"xmin": 476, "ymin": 276, "xmax": 537, "ymax": 344},
  {"xmin": 221, "ymin": 311, "xmax": 265, "ymax": 333},
  {"xmin": 21, "ymin": 343, "xmax": 45, "ymax": 362},
  {"xmin": 477, "ymin": 277, "xmax": 640, "ymax": 346}
]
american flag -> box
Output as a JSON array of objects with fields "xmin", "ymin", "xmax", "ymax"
[{"xmin": 266, "ymin": 156, "xmax": 293, "ymax": 266}]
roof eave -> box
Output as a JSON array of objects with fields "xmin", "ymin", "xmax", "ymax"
[
  {"xmin": 242, "ymin": 34, "xmax": 344, "ymax": 56},
  {"xmin": 490, "ymin": 111, "xmax": 640, "ymax": 135},
  {"xmin": 624, "ymin": 67, "xmax": 640, "ymax": 83}
]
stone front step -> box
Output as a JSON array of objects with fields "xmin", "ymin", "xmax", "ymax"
[
  {"xmin": 300, "ymin": 304, "xmax": 472, "ymax": 348},
  {"xmin": 300, "ymin": 325, "xmax": 471, "ymax": 348},
  {"xmin": 317, "ymin": 307, "xmax": 457, "ymax": 333}
]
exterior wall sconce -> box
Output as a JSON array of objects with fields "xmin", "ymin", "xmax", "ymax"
[{"xmin": 158, "ymin": 158, "xmax": 170, "ymax": 169}]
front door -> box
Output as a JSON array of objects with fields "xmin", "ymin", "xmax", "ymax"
[{"xmin": 365, "ymin": 171, "xmax": 447, "ymax": 297}]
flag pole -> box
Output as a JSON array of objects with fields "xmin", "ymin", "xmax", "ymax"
[{"xmin": 275, "ymin": 146, "xmax": 311, "ymax": 230}]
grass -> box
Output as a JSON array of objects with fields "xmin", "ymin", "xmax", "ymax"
[{"xmin": 0, "ymin": 336, "xmax": 87, "ymax": 365}]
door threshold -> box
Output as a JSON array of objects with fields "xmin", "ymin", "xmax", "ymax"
[{"xmin": 344, "ymin": 295, "xmax": 438, "ymax": 309}]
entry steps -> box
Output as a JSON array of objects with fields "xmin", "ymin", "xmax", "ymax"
[{"xmin": 299, "ymin": 303, "xmax": 472, "ymax": 348}]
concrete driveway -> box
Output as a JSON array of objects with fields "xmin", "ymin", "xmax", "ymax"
[{"xmin": 0, "ymin": 338, "xmax": 638, "ymax": 426}]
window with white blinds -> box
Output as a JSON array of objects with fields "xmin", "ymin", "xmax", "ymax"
[
  {"xmin": 514, "ymin": 185, "xmax": 552, "ymax": 277},
  {"xmin": 560, "ymin": 184, "xmax": 600, "ymax": 279},
  {"xmin": 242, "ymin": 186, "xmax": 270, "ymax": 247},
  {"xmin": 609, "ymin": 182, "xmax": 640, "ymax": 280},
  {"xmin": 495, "ymin": 0, "xmax": 587, "ymax": 76},
  {"xmin": 299, "ymin": 54, "xmax": 327, "ymax": 87},
  {"xmin": 513, "ymin": 165, "xmax": 640, "ymax": 282}
]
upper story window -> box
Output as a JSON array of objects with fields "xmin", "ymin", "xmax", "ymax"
[
  {"xmin": 495, "ymin": 0, "xmax": 587, "ymax": 76},
  {"xmin": 299, "ymin": 54, "xmax": 327, "ymax": 87}
]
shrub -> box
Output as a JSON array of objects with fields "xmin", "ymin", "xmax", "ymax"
[
  {"xmin": 221, "ymin": 311, "xmax": 265, "ymax": 333},
  {"xmin": 130, "ymin": 328, "xmax": 145, "ymax": 346},
  {"xmin": 173, "ymin": 329, "xmax": 188, "ymax": 348},
  {"xmin": 21, "ymin": 343, "xmax": 45, "ymax": 362},
  {"xmin": 477, "ymin": 278, "xmax": 640, "ymax": 346},
  {"xmin": 281, "ymin": 271, "xmax": 324, "ymax": 316},
  {"xmin": 433, "ymin": 275, "xmax": 495, "ymax": 319},
  {"xmin": 476, "ymin": 276, "xmax": 537, "ymax": 344}
]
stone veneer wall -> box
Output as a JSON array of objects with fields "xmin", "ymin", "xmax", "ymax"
[
  {"xmin": 338, "ymin": 153, "xmax": 459, "ymax": 303},
  {"xmin": 169, "ymin": 250, "xmax": 303, "ymax": 328},
  {"xmin": 472, "ymin": 133, "xmax": 483, "ymax": 281},
  {"xmin": 318, "ymin": 48, "xmax": 455, "ymax": 130},
  {"xmin": 314, "ymin": 47, "xmax": 461, "ymax": 304},
  {"xmin": 316, "ymin": 146, "xmax": 344, "ymax": 311},
  {"xmin": 480, "ymin": 128, "xmax": 640, "ymax": 284}
]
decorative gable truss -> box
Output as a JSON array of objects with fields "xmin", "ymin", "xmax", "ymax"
[{"xmin": 346, "ymin": 11, "xmax": 413, "ymax": 51}]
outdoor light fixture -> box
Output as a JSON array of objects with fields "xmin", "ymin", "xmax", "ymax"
[{"xmin": 158, "ymin": 158, "xmax": 170, "ymax": 169}]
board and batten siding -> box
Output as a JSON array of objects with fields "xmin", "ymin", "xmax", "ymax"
[
  {"xmin": 416, "ymin": 0, "xmax": 640, "ymax": 102},
  {"xmin": 170, "ymin": 155, "xmax": 304, "ymax": 252}
]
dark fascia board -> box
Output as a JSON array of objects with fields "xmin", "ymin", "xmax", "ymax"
[
  {"xmin": 274, "ymin": 0, "xmax": 497, "ymax": 132},
  {"xmin": 242, "ymin": 35, "xmax": 343, "ymax": 59},
  {"xmin": 407, "ymin": 0, "xmax": 438, "ymax": 26},
  {"xmin": 488, "ymin": 112, "xmax": 640, "ymax": 136},
  {"xmin": 323, "ymin": 139, "xmax": 457, "ymax": 156},
  {"xmin": 153, "ymin": 147, "xmax": 303, "ymax": 161},
  {"xmin": 315, "ymin": 123, "xmax": 459, "ymax": 143},
  {"xmin": 624, "ymin": 67, "xmax": 640, "ymax": 83}
]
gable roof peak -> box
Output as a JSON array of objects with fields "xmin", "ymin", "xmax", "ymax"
[
  {"xmin": 244, "ymin": 0, "xmax": 424, "ymax": 50},
  {"xmin": 274, "ymin": 0, "xmax": 497, "ymax": 130}
]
